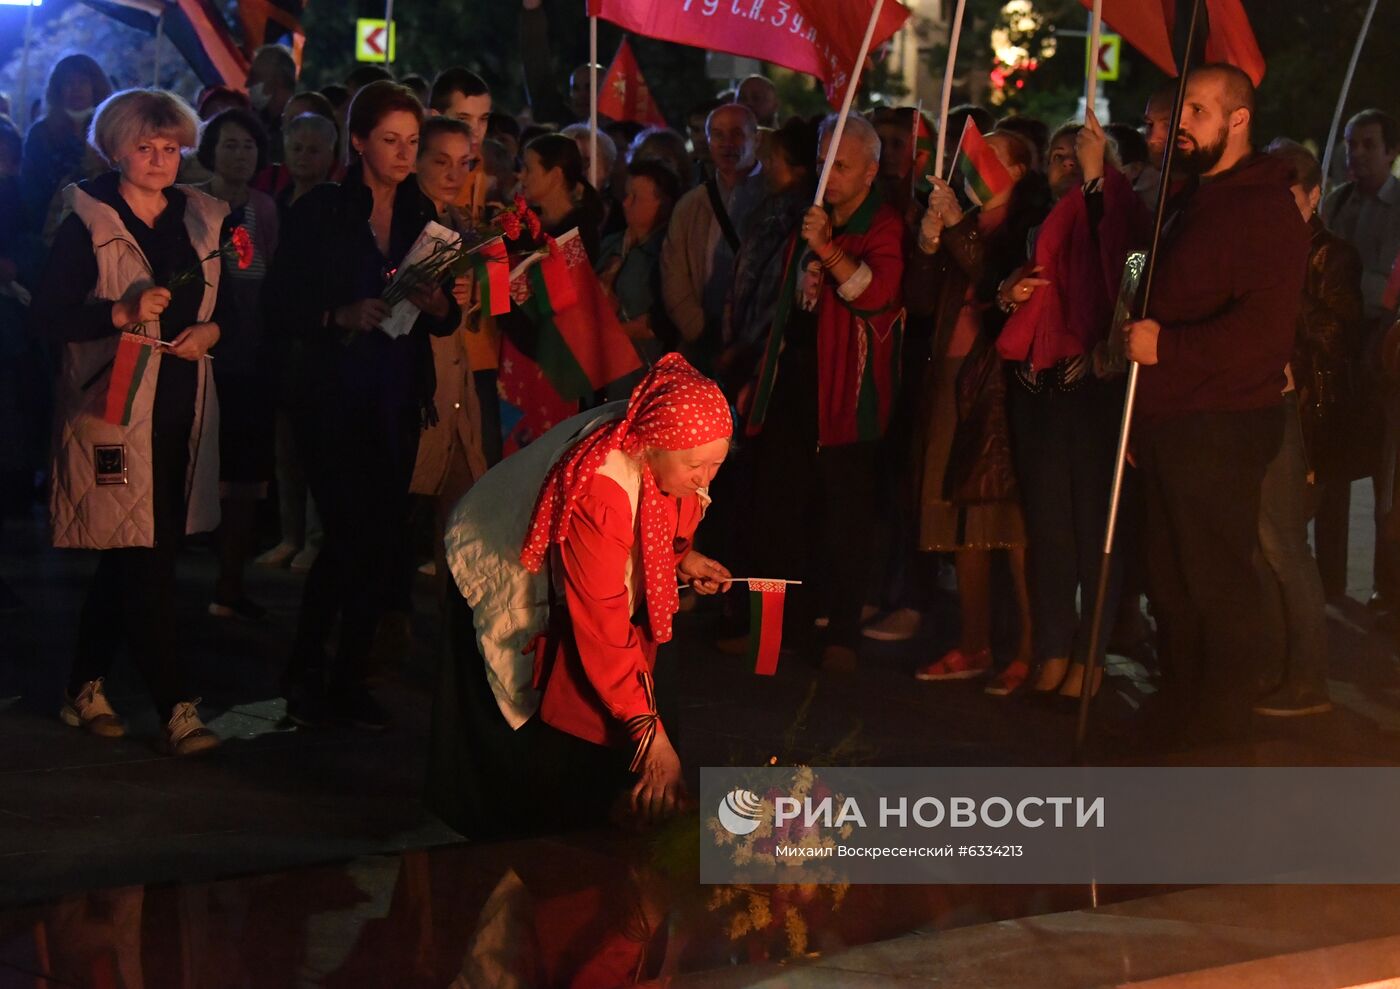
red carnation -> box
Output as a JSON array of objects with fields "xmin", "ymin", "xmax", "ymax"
[
  {"xmin": 514, "ymin": 194, "xmax": 529, "ymax": 215},
  {"xmin": 500, "ymin": 210, "xmax": 523, "ymax": 240},
  {"xmin": 523, "ymin": 207, "xmax": 542, "ymax": 240},
  {"xmin": 230, "ymin": 226, "xmax": 254, "ymax": 270}
]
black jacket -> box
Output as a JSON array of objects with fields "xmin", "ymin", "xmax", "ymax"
[{"xmin": 264, "ymin": 163, "xmax": 460, "ymax": 418}]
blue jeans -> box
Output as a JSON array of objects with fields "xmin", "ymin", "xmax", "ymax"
[
  {"xmin": 1257, "ymin": 394, "xmax": 1329, "ymax": 692},
  {"xmin": 1008, "ymin": 377, "xmax": 1124, "ymax": 664}
]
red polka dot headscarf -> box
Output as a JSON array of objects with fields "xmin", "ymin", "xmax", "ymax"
[{"xmin": 521, "ymin": 353, "xmax": 733, "ymax": 642}]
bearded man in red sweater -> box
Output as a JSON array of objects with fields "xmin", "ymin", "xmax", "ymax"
[{"xmin": 1123, "ymin": 64, "xmax": 1311, "ymax": 741}]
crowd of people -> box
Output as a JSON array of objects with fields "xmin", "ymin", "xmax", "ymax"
[{"xmin": 2, "ymin": 23, "xmax": 1399, "ymax": 833}]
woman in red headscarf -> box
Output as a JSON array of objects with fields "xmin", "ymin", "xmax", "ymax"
[{"xmin": 428, "ymin": 354, "xmax": 734, "ymax": 839}]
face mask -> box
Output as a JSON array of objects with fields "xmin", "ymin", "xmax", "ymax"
[{"xmin": 248, "ymin": 83, "xmax": 271, "ymax": 111}]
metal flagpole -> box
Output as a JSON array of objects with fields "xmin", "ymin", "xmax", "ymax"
[
  {"xmin": 1320, "ymin": 0, "xmax": 1379, "ymax": 189},
  {"xmin": 383, "ymin": 0, "xmax": 396, "ymax": 69},
  {"xmin": 1073, "ymin": 0, "xmax": 1208, "ymax": 762},
  {"xmin": 1084, "ymin": 0, "xmax": 1103, "ymax": 113},
  {"xmin": 154, "ymin": 12, "xmax": 165, "ymax": 88},
  {"xmin": 589, "ymin": 15, "xmax": 599, "ymax": 189},
  {"xmin": 934, "ymin": 0, "xmax": 967, "ymax": 178},
  {"xmin": 16, "ymin": 0, "xmax": 37, "ymax": 132},
  {"xmin": 814, "ymin": 0, "xmax": 886, "ymax": 206}
]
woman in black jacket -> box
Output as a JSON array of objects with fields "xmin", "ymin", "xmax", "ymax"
[{"xmin": 264, "ymin": 81, "xmax": 459, "ymax": 729}]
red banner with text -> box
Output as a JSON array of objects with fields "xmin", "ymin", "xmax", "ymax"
[{"xmin": 588, "ymin": 0, "xmax": 910, "ymax": 106}]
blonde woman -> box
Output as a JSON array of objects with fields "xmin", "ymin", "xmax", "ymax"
[{"xmin": 32, "ymin": 89, "xmax": 227, "ymax": 756}]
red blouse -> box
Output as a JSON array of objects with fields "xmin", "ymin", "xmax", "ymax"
[{"xmin": 536, "ymin": 470, "xmax": 702, "ymax": 754}]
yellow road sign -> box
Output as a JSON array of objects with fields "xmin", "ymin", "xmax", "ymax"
[
  {"xmin": 356, "ymin": 18, "xmax": 396, "ymax": 63},
  {"xmin": 1087, "ymin": 32, "xmax": 1122, "ymax": 82}
]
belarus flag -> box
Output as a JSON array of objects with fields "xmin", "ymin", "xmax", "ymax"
[
  {"xmin": 748, "ymin": 580, "xmax": 788, "ymax": 676},
  {"xmin": 956, "ymin": 118, "xmax": 1015, "ymax": 206}
]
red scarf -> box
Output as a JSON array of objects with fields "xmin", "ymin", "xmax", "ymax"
[{"xmin": 520, "ymin": 354, "xmax": 733, "ymax": 642}]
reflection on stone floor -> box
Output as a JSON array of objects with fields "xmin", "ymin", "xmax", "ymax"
[{"xmin": 5, "ymin": 841, "xmax": 1400, "ymax": 987}]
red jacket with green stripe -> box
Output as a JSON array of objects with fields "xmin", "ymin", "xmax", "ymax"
[{"xmin": 745, "ymin": 186, "xmax": 905, "ymax": 446}]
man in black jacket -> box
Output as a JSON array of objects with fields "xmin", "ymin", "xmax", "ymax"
[{"xmin": 1123, "ymin": 64, "xmax": 1311, "ymax": 741}]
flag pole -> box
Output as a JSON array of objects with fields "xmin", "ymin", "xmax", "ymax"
[
  {"xmin": 934, "ymin": 0, "xmax": 968, "ymax": 178},
  {"xmin": 154, "ymin": 12, "xmax": 164, "ymax": 87},
  {"xmin": 1084, "ymin": 0, "xmax": 1103, "ymax": 114},
  {"xmin": 1073, "ymin": 0, "xmax": 1207, "ymax": 763},
  {"xmin": 813, "ymin": 0, "xmax": 886, "ymax": 206},
  {"xmin": 383, "ymin": 0, "xmax": 396, "ymax": 69},
  {"xmin": 1320, "ymin": 0, "xmax": 1379, "ymax": 190},
  {"xmin": 908, "ymin": 97, "xmax": 922, "ymax": 203},
  {"xmin": 16, "ymin": 0, "xmax": 37, "ymax": 133},
  {"xmin": 589, "ymin": 15, "xmax": 600, "ymax": 189}
]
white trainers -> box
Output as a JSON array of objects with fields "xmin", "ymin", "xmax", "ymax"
[
  {"xmin": 160, "ymin": 700, "xmax": 221, "ymax": 757},
  {"xmin": 862, "ymin": 607, "xmax": 922, "ymax": 642},
  {"xmin": 59, "ymin": 678, "xmax": 126, "ymax": 738}
]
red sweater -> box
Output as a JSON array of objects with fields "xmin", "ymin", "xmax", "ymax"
[
  {"xmin": 1137, "ymin": 153, "xmax": 1310, "ymax": 423},
  {"xmin": 537, "ymin": 471, "xmax": 701, "ymax": 750},
  {"xmin": 746, "ymin": 186, "xmax": 906, "ymax": 446}
]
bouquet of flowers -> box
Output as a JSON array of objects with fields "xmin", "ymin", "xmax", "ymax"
[{"xmin": 382, "ymin": 196, "xmax": 543, "ymax": 309}]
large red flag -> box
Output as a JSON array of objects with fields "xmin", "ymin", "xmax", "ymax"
[
  {"xmin": 588, "ymin": 0, "xmax": 910, "ymax": 107},
  {"xmin": 598, "ymin": 37, "xmax": 668, "ymax": 127},
  {"xmin": 1082, "ymin": 0, "xmax": 1264, "ymax": 85}
]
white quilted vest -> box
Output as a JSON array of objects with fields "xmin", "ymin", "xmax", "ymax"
[{"xmin": 49, "ymin": 182, "xmax": 227, "ymax": 550}]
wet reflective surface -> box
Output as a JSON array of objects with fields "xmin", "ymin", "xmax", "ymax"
[
  {"xmin": 0, "ymin": 827, "xmax": 1163, "ymax": 988},
  {"xmin": 6, "ymin": 831, "xmax": 1400, "ymax": 987}
]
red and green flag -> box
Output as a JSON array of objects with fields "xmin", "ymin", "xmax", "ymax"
[
  {"xmin": 101, "ymin": 333, "xmax": 158, "ymax": 426},
  {"xmin": 512, "ymin": 230, "xmax": 641, "ymax": 403},
  {"xmin": 912, "ymin": 110, "xmax": 936, "ymax": 196},
  {"xmin": 473, "ymin": 237, "xmax": 512, "ymax": 317},
  {"xmin": 748, "ymin": 580, "xmax": 788, "ymax": 676},
  {"xmin": 956, "ymin": 117, "xmax": 1015, "ymax": 207}
]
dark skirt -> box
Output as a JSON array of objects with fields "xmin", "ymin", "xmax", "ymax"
[{"xmin": 425, "ymin": 588, "xmax": 634, "ymax": 841}]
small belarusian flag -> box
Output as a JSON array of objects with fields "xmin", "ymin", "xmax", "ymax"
[
  {"xmin": 508, "ymin": 229, "xmax": 641, "ymax": 403},
  {"xmin": 475, "ymin": 237, "xmax": 512, "ymax": 316},
  {"xmin": 956, "ymin": 117, "xmax": 1015, "ymax": 206},
  {"xmin": 912, "ymin": 109, "xmax": 936, "ymax": 196},
  {"xmin": 748, "ymin": 579, "xmax": 788, "ymax": 676},
  {"xmin": 102, "ymin": 332, "xmax": 158, "ymax": 426}
]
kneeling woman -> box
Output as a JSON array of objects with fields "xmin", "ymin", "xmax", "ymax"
[{"xmin": 428, "ymin": 354, "xmax": 733, "ymax": 838}]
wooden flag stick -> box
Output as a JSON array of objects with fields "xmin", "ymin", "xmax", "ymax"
[
  {"xmin": 1084, "ymin": 0, "xmax": 1104, "ymax": 114},
  {"xmin": 679, "ymin": 577, "xmax": 804, "ymax": 589},
  {"xmin": 934, "ymin": 0, "xmax": 968, "ymax": 178},
  {"xmin": 813, "ymin": 0, "xmax": 887, "ymax": 207}
]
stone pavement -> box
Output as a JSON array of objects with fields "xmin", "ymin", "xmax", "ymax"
[{"xmin": 2, "ymin": 481, "xmax": 1400, "ymax": 984}]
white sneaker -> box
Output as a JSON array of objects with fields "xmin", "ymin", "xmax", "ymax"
[
  {"xmin": 160, "ymin": 700, "xmax": 221, "ymax": 757},
  {"xmin": 60, "ymin": 678, "xmax": 126, "ymax": 738},
  {"xmin": 862, "ymin": 607, "xmax": 922, "ymax": 642}
]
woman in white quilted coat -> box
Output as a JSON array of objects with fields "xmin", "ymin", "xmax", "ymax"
[{"xmin": 31, "ymin": 90, "xmax": 227, "ymax": 757}]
